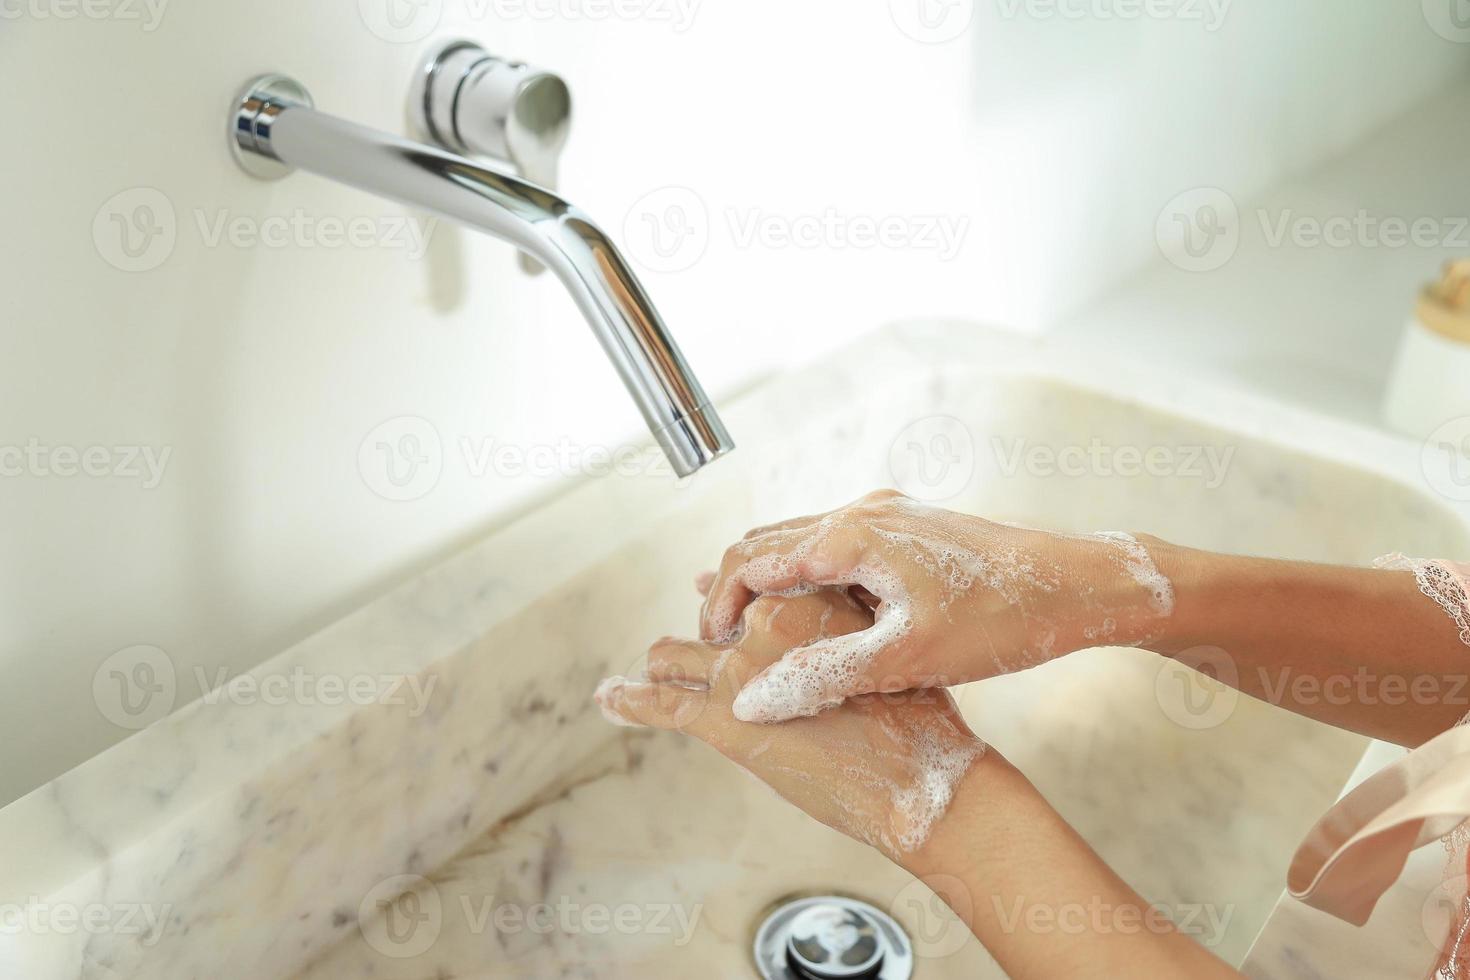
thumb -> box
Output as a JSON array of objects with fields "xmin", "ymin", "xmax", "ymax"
[{"xmin": 731, "ymin": 636, "xmax": 870, "ymax": 723}]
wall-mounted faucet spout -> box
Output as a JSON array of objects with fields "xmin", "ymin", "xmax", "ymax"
[{"xmin": 229, "ymin": 73, "xmax": 733, "ymax": 478}]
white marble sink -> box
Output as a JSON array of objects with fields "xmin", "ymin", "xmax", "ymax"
[{"xmin": 5, "ymin": 322, "xmax": 1467, "ymax": 979}]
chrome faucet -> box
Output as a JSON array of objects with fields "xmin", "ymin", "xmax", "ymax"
[{"xmin": 228, "ymin": 47, "xmax": 733, "ymax": 478}]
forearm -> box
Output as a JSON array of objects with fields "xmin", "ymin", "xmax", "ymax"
[
  {"xmin": 1145, "ymin": 543, "xmax": 1470, "ymax": 746},
  {"xmin": 903, "ymin": 751, "xmax": 1240, "ymax": 979}
]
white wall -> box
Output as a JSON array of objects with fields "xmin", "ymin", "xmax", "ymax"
[{"xmin": 1, "ymin": 0, "xmax": 1464, "ymax": 805}]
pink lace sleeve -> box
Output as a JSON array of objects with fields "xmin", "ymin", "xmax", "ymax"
[
  {"xmin": 1288, "ymin": 556, "xmax": 1470, "ymax": 978},
  {"xmin": 1375, "ymin": 555, "xmax": 1470, "ymax": 647}
]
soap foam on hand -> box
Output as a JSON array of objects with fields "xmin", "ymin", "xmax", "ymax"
[
  {"xmin": 1092, "ymin": 530, "xmax": 1176, "ymax": 618},
  {"xmin": 744, "ymin": 697, "xmax": 987, "ymax": 857},
  {"xmin": 593, "ymin": 676, "xmax": 643, "ymax": 727},
  {"xmin": 599, "ymin": 574, "xmax": 991, "ymax": 858},
  {"xmin": 731, "ymin": 561, "xmax": 915, "ymax": 724},
  {"xmin": 881, "ymin": 712, "xmax": 987, "ymax": 854},
  {"xmin": 717, "ymin": 498, "xmax": 1181, "ymax": 724}
]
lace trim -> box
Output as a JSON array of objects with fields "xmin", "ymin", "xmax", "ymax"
[
  {"xmin": 1375, "ymin": 554, "xmax": 1470, "ymax": 648},
  {"xmin": 1374, "ymin": 553, "xmax": 1470, "ymax": 977}
]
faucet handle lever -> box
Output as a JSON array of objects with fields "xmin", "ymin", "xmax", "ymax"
[{"xmin": 410, "ymin": 40, "xmax": 572, "ymax": 275}]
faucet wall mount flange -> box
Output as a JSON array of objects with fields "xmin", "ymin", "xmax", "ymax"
[{"xmin": 229, "ymin": 74, "xmax": 313, "ymax": 180}]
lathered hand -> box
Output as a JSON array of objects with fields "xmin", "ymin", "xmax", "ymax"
[
  {"xmin": 596, "ymin": 589, "xmax": 986, "ymax": 859},
  {"xmin": 699, "ymin": 490, "xmax": 1175, "ymax": 722}
]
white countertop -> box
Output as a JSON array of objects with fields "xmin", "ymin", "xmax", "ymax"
[{"xmin": 1057, "ymin": 80, "xmax": 1470, "ymax": 427}]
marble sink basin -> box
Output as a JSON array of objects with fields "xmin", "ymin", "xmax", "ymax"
[{"xmin": 6, "ymin": 322, "xmax": 1468, "ymax": 979}]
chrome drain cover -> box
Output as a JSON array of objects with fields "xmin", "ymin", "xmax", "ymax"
[{"xmin": 754, "ymin": 895, "xmax": 913, "ymax": 980}]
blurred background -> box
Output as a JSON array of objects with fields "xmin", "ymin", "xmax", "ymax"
[{"xmin": 1, "ymin": 0, "xmax": 1466, "ymax": 804}]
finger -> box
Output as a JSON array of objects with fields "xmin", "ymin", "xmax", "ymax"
[
  {"xmin": 645, "ymin": 637, "xmax": 725, "ymax": 686},
  {"xmin": 741, "ymin": 511, "xmax": 827, "ymax": 541},
  {"xmin": 700, "ymin": 526, "xmax": 870, "ymax": 643},
  {"xmin": 739, "ymin": 491, "xmax": 902, "ymax": 545},
  {"xmin": 732, "ymin": 615, "xmax": 902, "ymax": 723},
  {"xmin": 739, "ymin": 591, "xmax": 871, "ymax": 662},
  {"xmin": 693, "ymin": 570, "xmax": 716, "ymax": 597},
  {"xmin": 594, "ymin": 675, "xmax": 709, "ymax": 731},
  {"xmin": 849, "ymin": 585, "xmax": 880, "ymax": 610}
]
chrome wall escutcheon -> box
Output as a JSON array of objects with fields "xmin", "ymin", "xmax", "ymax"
[
  {"xmin": 229, "ymin": 74, "xmax": 314, "ymax": 180},
  {"xmin": 409, "ymin": 40, "xmax": 573, "ymax": 274}
]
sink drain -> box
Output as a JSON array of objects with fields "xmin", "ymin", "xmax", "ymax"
[{"xmin": 753, "ymin": 895, "xmax": 913, "ymax": 980}]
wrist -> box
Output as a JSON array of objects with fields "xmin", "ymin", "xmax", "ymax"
[
  {"xmin": 1123, "ymin": 535, "xmax": 1201, "ymax": 656},
  {"xmin": 893, "ymin": 745, "xmax": 1019, "ymax": 880},
  {"xmin": 1052, "ymin": 532, "xmax": 1201, "ymax": 656},
  {"xmin": 1139, "ymin": 542, "xmax": 1250, "ymax": 658}
]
